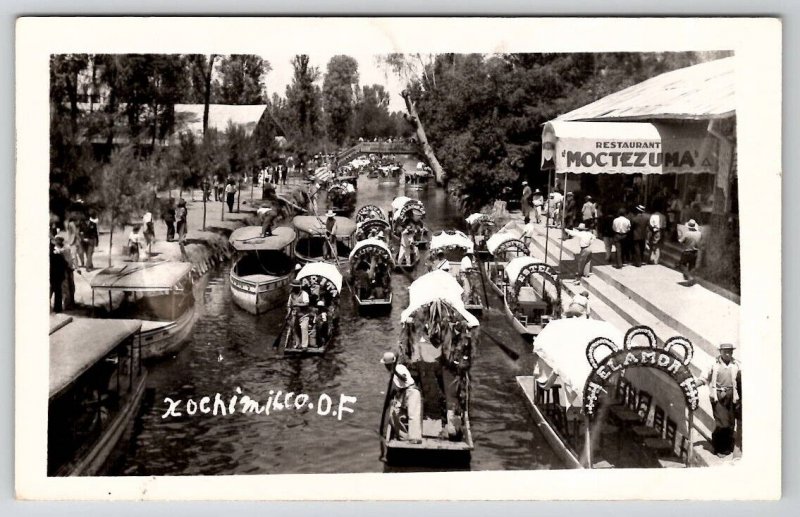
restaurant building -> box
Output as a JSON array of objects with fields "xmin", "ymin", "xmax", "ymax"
[{"xmin": 541, "ymin": 57, "xmax": 738, "ymax": 292}]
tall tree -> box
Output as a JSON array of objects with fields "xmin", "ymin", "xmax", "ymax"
[
  {"xmin": 285, "ymin": 55, "xmax": 323, "ymax": 164},
  {"xmin": 187, "ymin": 54, "xmax": 218, "ymax": 135},
  {"xmin": 352, "ymin": 84, "xmax": 395, "ymax": 139},
  {"xmin": 215, "ymin": 54, "xmax": 271, "ymax": 104},
  {"xmin": 322, "ymin": 55, "xmax": 359, "ymax": 145}
]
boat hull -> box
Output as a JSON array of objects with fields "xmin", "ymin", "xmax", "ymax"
[
  {"xmin": 139, "ymin": 304, "xmax": 197, "ymax": 360},
  {"xmin": 66, "ymin": 371, "xmax": 148, "ymax": 476},
  {"xmin": 230, "ymin": 270, "xmax": 292, "ymax": 315},
  {"xmin": 502, "ymin": 294, "xmax": 537, "ymax": 343},
  {"xmin": 355, "ymin": 293, "xmax": 392, "ymax": 314}
]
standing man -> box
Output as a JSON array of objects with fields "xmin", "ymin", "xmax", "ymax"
[
  {"xmin": 81, "ymin": 213, "xmax": 99, "ymax": 271},
  {"xmin": 564, "ymin": 223, "xmax": 595, "ymax": 283},
  {"xmin": 631, "ymin": 204, "xmax": 650, "ymax": 267},
  {"xmin": 648, "ymin": 205, "xmax": 668, "ymax": 265},
  {"xmin": 225, "ymin": 180, "xmax": 236, "ymax": 213},
  {"xmin": 50, "ymin": 236, "xmax": 69, "ymax": 313},
  {"xmin": 532, "ymin": 189, "xmax": 544, "ymax": 224},
  {"xmin": 520, "ymin": 181, "xmax": 532, "ymax": 221},
  {"xmin": 549, "ymin": 190, "xmax": 563, "ymax": 228},
  {"xmin": 324, "ymin": 210, "xmax": 338, "ymax": 260},
  {"xmin": 678, "ymin": 219, "xmax": 702, "ymax": 285},
  {"xmin": 596, "ymin": 205, "xmax": 615, "ymax": 262},
  {"xmin": 562, "ymin": 192, "xmax": 576, "ymax": 238},
  {"xmin": 66, "ymin": 217, "xmax": 84, "ymax": 269},
  {"xmin": 611, "ymin": 208, "xmax": 631, "ymax": 269},
  {"xmin": 287, "ymin": 280, "xmax": 310, "ymax": 349},
  {"xmin": 581, "ymin": 195, "xmax": 597, "ymax": 232},
  {"xmin": 258, "ymin": 207, "xmax": 276, "ymax": 237},
  {"xmin": 164, "ymin": 199, "xmax": 176, "ymax": 242},
  {"xmin": 380, "ymin": 352, "xmax": 423, "ymax": 444},
  {"xmin": 699, "ymin": 343, "xmax": 741, "ymax": 456},
  {"xmin": 398, "ymin": 225, "xmax": 413, "ymax": 266}
]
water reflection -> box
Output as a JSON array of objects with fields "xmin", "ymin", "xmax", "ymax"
[{"xmin": 114, "ymin": 156, "xmax": 562, "ymax": 475}]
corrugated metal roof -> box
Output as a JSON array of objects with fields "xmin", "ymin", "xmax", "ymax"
[{"xmin": 556, "ymin": 57, "xmax": 735, "ymax": 122}]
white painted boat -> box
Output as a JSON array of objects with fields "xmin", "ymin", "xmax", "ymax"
[
  {"xmin": 292, "ymin": 215, "xmax": 356, "ymax": 265},
  {"xmin": 48, "ymin": 315, "xmax": 147, "ymax": 476},
  {"xmin": 229, "ymin": 226, "xmax": 296, "ymax": 315},
  {"xmin": 90, "ymin": 261, "xmax": 196, "ymax": 360},
  {"xmin": 349, "ymin": 238, "xmax": 394, "ymax": 312}
]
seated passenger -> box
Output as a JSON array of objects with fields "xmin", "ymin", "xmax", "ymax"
[
  {"xmin": 380, "ymin": 352, "xmax": 422, "ymax": 443},
  {"xmin": 315, "ymin": 300, "xmax": 329, "ymax": 347}
]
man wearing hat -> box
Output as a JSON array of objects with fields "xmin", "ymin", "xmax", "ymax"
[
  {"xmin": 324, "ymin": 210, "xmax": 338, "ymax": 260},
  {"xmin": 287, "ymin": 280, "xmax": 310, "ymax": 349},
  {"xmin": 520, "ymin": 181, "xmax": 533, "ymax": 221},
  {"xmin": 314, "ymin": 299, "xmax": 330, "ymax": 347},
  {"xmin": 380, "ymin": 352, "xmax": 423, "ymax": 443},
  {"xmin": 581, "ymin": 195, "xmax": 597, "ymax": 232},
  {"xmin": 81, "ymin": 212, "xmax": 100, "ymax": 271},
  {"xmin": 258, "ymin": 206, "xmax": 276, "ymax": 237},
  {"xmin": 631, "ymin": 204, "xmax": 651, "ymax": 267},
  {"xmin": 564, "ymin": 223, "xmax": 595, "ymax": 283},
  {"xmin": 565, "ymin": 289, "xmax": 590, "ymax": 318},
  {"xmin": 459, "ymin": 251, "xmax": 475, "ymax": 304},
  {"xmin": 699, "ymin": 343, "xmax": 741, "ymax": 456},
  {"xmin": 532, "ymin": 188, "xmax": 544, "ymax": 224},
  {"xmin": 678, "ymin": 219, "xmax": 702, "ymax": 285},
  {"xmin": 562, "ymin": 192, "xmax": 576, "ymax": 238}
]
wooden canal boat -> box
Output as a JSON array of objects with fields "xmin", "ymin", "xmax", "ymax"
[
  {"xmin": 428, "ymin": 230, "xmax": 484, "ymax": 315},
  {"xmin": 282, "ymin": 262, "xmax": 342, "ymax": 356},
  {"xmin": 292, "ymin": 215, "xmax": 356, "ymax": 265},
  {"xmin": 327, "ymin": 181, "xmax": 357, "ymax": 215},
  {"xmin": 503, "ymin": 257, "xmax": 562, "ymax": 342},
  {"xmin": 483, "ymin": 231, "xmax": 529, "ymax": 297},
  {"xmin": 390, "ymin": 196, "xmax": 430, "ymax": 248},
  {"xmin": 518, "ymin": 321, "xmax": 699, "ymax": 469},
  {"xmin": 349, "ymin": 238, "xmax": 394, "ymax": 313},
  {"xmin": 380, "ymin": 271, "xmax": 479, "ymax": 466},
  {"xmin": 48, "ymin": 315, "xmax": 147, "ymax": 476},
  {"xmin": 229, "ymin": 226, "xmax": 296, "ymax": 315},
  {"xmin": 465, "ymin": 213, "xmax": 496, "ymax": 258},
  {"xmin": 90, "ymin": 261, "xmax": 196, "ymax": 360},
  {"xmin": 355, "ymin": 218, "xmax": 391, "ymax": 242}
]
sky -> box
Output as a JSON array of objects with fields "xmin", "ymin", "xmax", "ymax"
[{"xmin": 261, "ymin": 53, "xmax": 408, "ymax": 112}]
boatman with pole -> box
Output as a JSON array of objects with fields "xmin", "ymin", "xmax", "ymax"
[
  {"xmin": 324, "ymin": 210, "xmax": 338, "ymax": 260},
  {"xmin": 287, "ymin": 280, "xmax": 310, "ymax": 349},
  {"xmin": 380, "ymin": 352, "xmax": 423, "ymax": 444}
]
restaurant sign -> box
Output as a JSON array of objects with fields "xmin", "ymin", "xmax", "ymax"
[
  {"xmin": 541, "ymin": 121, "xmax": 719, "ymax": 175},
  {"xmin": 582, "ymin": 326, "xmax": 700, "ymax": 417}
]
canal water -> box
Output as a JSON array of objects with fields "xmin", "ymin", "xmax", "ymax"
[{"xmin": 113, "ymin": 157, "xmax": 562, "ymax": 475}]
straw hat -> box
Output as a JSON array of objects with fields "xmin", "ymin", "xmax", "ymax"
[
  {"xmin": 636, "ymin": 204, "xmax": 646, "ymax": 212},
  {"xmin": 577, "ymin": 223, "xmax": 587, "ymax": 230},
  {"xmin": 380, "ymin": 351, "xmax": 396, "ymax": 364},
  {"xmin": 686, "ymin": 219, "xmax": 698, "ymax": 229},
  {"xmin": 719, "ymin": 343, "xmax": 736, "ymax": 350},
  {"xmin": 325, "ymin": 210, "xmax": 336, "ymax": 218}
]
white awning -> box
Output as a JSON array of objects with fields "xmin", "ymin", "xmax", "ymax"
[
  {"xmin": 296, "ymin": 262, "xmax": 343, "ymax": 295},
  {"xmin": 533, "ymin": 318, "xmax": 626, "ymax": 409},
  {"xmin": 401, "ymin": 270, "xmax": 479, "ymax": 328},
  {"xmin": 466, "ymin": 213, "xmax": 492, "ymax": 225},
  {"xmin": 486, "ymin": 232, "xmax": 527, "ymax": 256},
  {"xmin": 430, "ymin": 230, "xmax": 473, "ymax": 254},
  {"xmin": 541, "ymin": 120, "xmax": 719, "ymax": 175},
  {"xmin": 348, "ymin": 238, "xmax": 394, "ymax": 264}
]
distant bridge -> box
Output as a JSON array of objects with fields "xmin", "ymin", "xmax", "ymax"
[{"xmin": 337, "ymin": 141, "xmax": 419, "ymax": 164}]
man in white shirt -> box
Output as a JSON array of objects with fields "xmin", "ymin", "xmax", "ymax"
[
  {"xmin": 565, "ymin": 290, "xmax": 590, "ymax": 318},
  {"xmin": 381, "ymin": 352, "xmax": 423, "ymax": 443},
  {"xmin": 287, "ymin": 281, "xmax": 310, "ymax": 349},
  {"xmin": 611, "ymin": 208, "xmax": 631, "ymax": 268},
  {"xmin": 459, "ymin": 251, "xmax": 475, "ymax": 304},
  {"xmin": 564, "ymin": 223, "xmax": 595, "ymax": 283}
]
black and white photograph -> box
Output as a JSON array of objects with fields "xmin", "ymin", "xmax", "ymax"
[{"xmin": 16, "ymin": 17, "xmax": 781, "ymax": 500}]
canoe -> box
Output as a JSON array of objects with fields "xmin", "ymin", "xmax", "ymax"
[
  {"xmin": 292, "ymin": 215, "xmax": 356, "ymax": 265},
  {"xmin": 282, "ymin": 263, "xmax": 342, "ymax": 356},
  {"xmin": 229, "ymin": 226, "xmax": 296, "ymax": 315},
  {"xmin": 349, "ymin": 238, "xmax": 394, "ymax": 313},
  {"xmin": 48, "ymin": 315, "xmax": 148, "ymax": 476},
  {"xmin": 90, "ymin": 261, "xmax": 196, "ymax": 360}
]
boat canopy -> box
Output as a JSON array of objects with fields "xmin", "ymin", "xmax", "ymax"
[
  {"xmin": 90, "ymin": 262, "xmax": 193, "ymax": 292},
  {"xmin": 349, "ymin": 238, "xmax": 395, "ymax": 265},
  {"xmin": 391, "ymin": 196, "xmax": 413, "ymax": 212},
  {"xmin": 430, "ymin": 230, "xmax": 474, "ymax": 254},
  {"xmin": 356, "ymin": 204, "xmax": 387, "ymax": 223},
  {"xmin": 533, "ymin": 318, "xmax": 625, "ymax": 409},
  {"xmin": 49, "ymin": 316, "xmax": 142, "ymax": 398},
  {"xmin": 230, "ymin": 226, "xmax": 296, "ymax": 251},
  {"xmin": 392, "ymin": 199, "xmax": 426, "ymax": 221},
  {"xmin": 466, "ymin": 213, "xmax": 493, "ymax": 225},
  {"xmin": 506, "ymin": 256, "xmax": 559, "ymax": 287},
  {"xmin": 496, "ymin": 220, "xmax": 524, "ymax": 239},
  {"xmin": 357, "ymin": 218, "xmax": 391, "ymax": 233},
  {"xmin": 296, "ymin": 262, "xmax": 343, "ymax": 296},
  {"xmin": 400, "ymin": 270, "xmax": 479, "ymax": 328},
  {"xmin": 292, "ymin": 215, "xmax": 356, "ymax": 238},
  {"xmin": 487, "ymin": 232, "xmax": 528, "ymax": 256}
]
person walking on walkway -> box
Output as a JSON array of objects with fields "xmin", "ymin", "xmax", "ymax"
[
  {"xmin": 596, "ymin": 205, "xmax": 615, "ymax": 262},
  {"xmin": 699, "ymin": 343, "xmax": 741, "ymax": 456},
  {"xmin": 564, "ymin": 223, "xmax": 595, "ymax": 283},
  {"xmin": 581, "ymin": 195, "xmax": 597, "ymax": 231},
  {"xmin": 66, "ymin": 216, "xmax": 84, "ymax": 269},
  {"xmin": 611, "ymin": 208, "xmax": 631, "ymax": 269},
  {"xmin": 81, "ymin": 213, "xmax": 99, "ymax": 271},
  {"xmin": 678, "ymin": 219, "xmax": 702, "ymax": 285},
  {"xmin": 562, "ymin": 192, "xmax": 576, "ymax": 238},
  {"xmin": 520, "ymin": 181, "xmax": 532, "ymax": 221},
  {"xmin": 532, "ymin": 189, "xmax": 544, "ymax": 224},
  {"xmin": 648, "ymin": 207, "xmax": 667, "ymax": 265},
  {"xmin": 50, "ymin": 236, "xmax": 70, "ymax": 313},
  {"xmin": 164, "ymin": 200, "xmax": 176, "ymax": 242},
  {"xmin": 631, "ymin": 204, "xmax": 650, "ymax": 267},
  {"xmin": 142, "ymin": 211, "xmax": 155, "ymax": 260},
  {"xmin": 225, "ymin": 180, "xmax": 236, "ymax": 213}
]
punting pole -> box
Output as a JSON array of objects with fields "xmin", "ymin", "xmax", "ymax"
[
  {"xmin": 543, "ymin": 169, "xmax": 554, "ymax": 265},
  {"xmin": 687, "ymin": 411, "xmax": 694, "ymax": 467},
  {"xmin": 584, "ymin": 414, "xmax": 593, "ymax": 468},
  {"xmin": 557, "ymin": 171, "xmax": 570, "ymax": 275}
]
